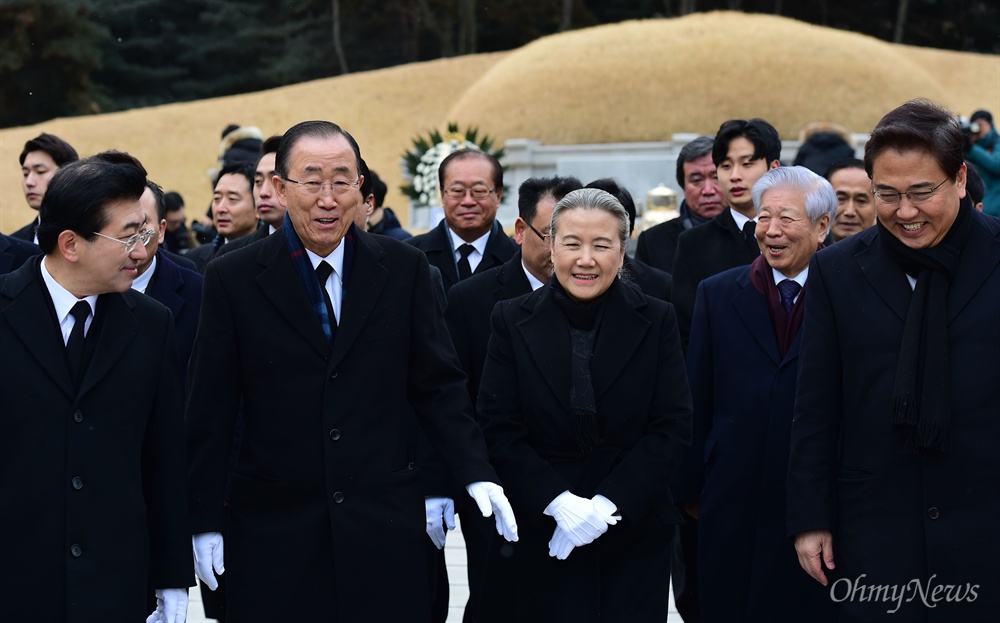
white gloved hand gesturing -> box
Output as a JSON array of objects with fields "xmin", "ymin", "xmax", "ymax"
[
  {"xmin": 145, "ymin": 587, "xmax": 189, "ymax": 623},
  {"xmin": 543, "ymin": 491, "xmax": 619, "ymax": 547},
  {"xmin": 192, "ymin": 532, "xmax": 225, "ymax": 591},
  {"xmin": 466, "ymin": 481, "xmax": 519, "ymax": 542},
  {"xmin": 425, "ymin": 497, "xmax": 456, "ymax": 549}
]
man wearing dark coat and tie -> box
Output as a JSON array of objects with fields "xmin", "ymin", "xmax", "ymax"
[
  {"xmin": 186, "ymin": 121, "xmax": 519, "ymax": 622},
  {"xmin": 0, "ymin": 156, "xmax": 193, "ymax": 622},
  {"xmin": 675, "ymin": 166, "xmax": 836, "ymax": 622},
  {"xmin": 790, "ymin": 99, "xmax": 1000, "ymax": 621},
  {"xmin": 671, "ymin": 118, "xmax": 781, "ymax": 348},
  {"xmin": 406, "ymin": 148, "xmax": 517, "ymax": 292}
]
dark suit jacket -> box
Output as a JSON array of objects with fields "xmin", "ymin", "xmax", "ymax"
[
  {"xmin": 145, "ymin": 251, "xmax": 203, "ymax": 390},
  {"xmin": 10, "ymin": 218, "xmax": 37, "ymax": 242},
  {"xmin": 407, "ymin": 219, "xmax": 518, "ymax": 291},
  {"xmin": 788, "ymin": 212, "xmax": 1000, "ymax": 621},
  {"xmin": 477, "ymin": 280, "xmax": 692, "ymax": 619},
  {"xmin": 0, "ymin": 232, "xmax": 41, "ymax": 274},
  {"xmin": 216, "ymin": 221, "xmax": 270, "ymax": 257},
  {"xmin": 183, "ymin": 242, "xmax": 216, "ymax": 274},
  {"xmin": 162, "ymin": 248, "xmax": 197, "ymax": 272},
  {"xmin": 624, "ymin": 255, "xmax": 672, "ymax": 301},
  {"xmin": 675, "ymin": 265, "xmax": 831, "ymax": 623},
  {"xmin": 635, "ymin": 211, "xmax": 690, "ymax": 274},
  {"xmin": 672, "ymin": 207, "xmax": 758, "ymax": 348},
  {"xmin": 186, "ymin": 227, "xmax": 498, "ymax": 622},
  {"xmin": 0, "ymin": 257, "xmax": 192, "ymax": 621}
]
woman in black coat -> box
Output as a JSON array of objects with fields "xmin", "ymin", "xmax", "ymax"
[{"xmin": 477, "ymin": 188, "xmax": 692, "ymax": 622}]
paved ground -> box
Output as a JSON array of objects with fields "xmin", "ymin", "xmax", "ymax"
[{"xmin": 186, "ymin": 517, "xmax": 680, "ymax": 622}]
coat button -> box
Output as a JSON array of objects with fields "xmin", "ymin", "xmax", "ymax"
[
  {"xmin": 927, "ymin": 507, "xmax": 940, "ymax": 520},
  {"xmin": 70, "ymin": 544, "xmax": 82, "ymax": 557},
  {"xmin": 71, "ymin": 477, "xmax": 84, "ymax": 490},
  {"xmin": 333, "ymin": 491, "xmax": 344, "ymax": 503},
  {"xmin": 73, "ymin": 410, "xmax": 83, "ymax": 423},
  {"xmin": 329, "ymin": 370, "xmax": 338, "ymax": 380},
  {"xmin": 329, "ymin": 429, "xmax": 341, "ymax": 441}
]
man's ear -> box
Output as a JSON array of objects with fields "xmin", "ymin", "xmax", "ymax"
[
  {"xmin": 58, "ymin": 230, "xmax": 83, "ymax": 263},
  {"xmin": 273, "ymin": 175, "xmax": 288, "ymax": 208},
  {"xmin": 513, "ymin": 217, "xmax": 527, "ymax": 245}
]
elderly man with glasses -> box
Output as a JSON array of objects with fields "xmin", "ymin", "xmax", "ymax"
[{"xmin": 0, "ymin": 153, "xmax": 193, "ymax": 622}]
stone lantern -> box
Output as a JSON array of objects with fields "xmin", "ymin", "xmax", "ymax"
[{"xmin": 640, "ymin": 184, "xmax": 679, "ymax": 232}]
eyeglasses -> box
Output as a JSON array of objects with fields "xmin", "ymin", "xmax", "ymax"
[
  {"xmin": 443, "ymin": 186, "xmax": 496, "ymax": 200},
  {"xmin": 91, "ymin": 228, "xmax": 157, "ymax": 253},
  {"xmin": 284, "ymin": 176, "xmax": 361, "ymax": 196},
  {"xmin": 526, "ymin": 220, "xmax": 551, "ymax": 242},
  {"xmin": 872, "ymin": 178, "xmax": 949, "ymax": 206}
]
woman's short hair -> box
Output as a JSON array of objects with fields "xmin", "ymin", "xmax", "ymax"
[
  {"xmin": 550, "ymin": 188, "xmax": 630, "ymax": 248},
  {"xmin": 751, "ymin": 166, "xmax": 838, "ymax": 230}
]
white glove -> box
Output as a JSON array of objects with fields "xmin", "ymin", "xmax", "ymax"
[
  {"xmin": 543, "ymin": 491, "xmax": 618, "ymax": 547},
  {"xmin": 592, "ymin": 494, "xmax": 622, "ymax": 523},
  {"xmin": 466, "ymin": 481, "xmax": 519, "ymax": 542},
  {"xmin": 424, "ymin": 497, "xmax": 456, "ymax": 549},
  {"xmin": 145, "ymin": 588, "xmax": 189, "ymax": 623},
  {"xmin": 192, "ymin": 532, "xmax": 225, "ymax": 591},
  {"xmin": 548, "ymin": 526, "xmax": 576, "ymax": 560}
]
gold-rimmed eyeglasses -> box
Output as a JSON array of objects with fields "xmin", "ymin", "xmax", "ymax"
[{"xmin": 91, "ymin": 229, "xmax": 157, "ymax": 253}]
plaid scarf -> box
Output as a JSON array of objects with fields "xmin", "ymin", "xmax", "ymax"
[{"xmin": 282, "ymin": 212, "xmax": 355, "ymax": 342}]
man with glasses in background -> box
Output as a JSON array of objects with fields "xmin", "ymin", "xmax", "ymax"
[
  {"xmin": 0, "ymin": 154, "xmax": 193, "ymax": 622},
  {"xmin": 407, "ymin": 148, "xmax": 517, "ymax": 292}
]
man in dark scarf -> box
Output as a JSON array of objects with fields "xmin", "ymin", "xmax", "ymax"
[{"xmin": 789, "ymin": 99, "xmax": 1000, "ymax": 622}]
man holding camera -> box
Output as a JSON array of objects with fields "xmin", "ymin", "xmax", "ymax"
[{"xmin": 965, "ymin": 109, "xmax": 998, "ymax": 217}]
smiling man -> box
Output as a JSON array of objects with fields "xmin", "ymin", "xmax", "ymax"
[
  {"xmin": 824, "ymin": 158, "xmax": 876, "ymax": 242},
  {"xmin": 407, "ymin": 148, "xmax": 517, "ymax": 291},
  {"xmin": 675, "ymin": 165, "xmax": 837, "ymax": 622},
  {"xmin": 789, "ymin": 100, "xmax": 1000, "ymax": 621},
  {"xmin": 185, "ymin": 120, "xmax": 519, "ymax": 622},
  {"xmin": 0, "ymin": 155, "xmax": 192, "ymax": 622}
]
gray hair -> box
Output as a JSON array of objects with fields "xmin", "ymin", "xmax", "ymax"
[
  {"xmin": 550, "ymin": 188, "xmax": 630, "ymax": 248},
  {"xmin": 752, "ymin": 166, "xmax": 838, "ymax": 234}
]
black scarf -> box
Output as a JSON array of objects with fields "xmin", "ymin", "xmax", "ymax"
[
  {"xmin": 877, "ymin": 196, "xmax": 974, "ymax": 453},
  {"xmin": 549, "ymin": 277, "xmax": 615, "ymax": 453}
]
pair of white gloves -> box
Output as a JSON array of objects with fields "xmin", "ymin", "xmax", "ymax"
[
  {"xmin": 425, "ymin": 481, "xmax": 519, "ymax": 549},
  {"xmin": 543, "ymin": 491, "xmax": 620, "ymax": 560}
]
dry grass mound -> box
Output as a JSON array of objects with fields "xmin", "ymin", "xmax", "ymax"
[
  {"xmin": 1, "ymin": 11, "xmax": 996, "ymax": 232},
  {"xmin": 448, "ymin": 11, "xmax": 998, "ymax": 143}
]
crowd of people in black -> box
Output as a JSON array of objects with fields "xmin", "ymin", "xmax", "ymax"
[{"xmin": 1, "ymin": 98, "xmax": 997, "ymax": 623}]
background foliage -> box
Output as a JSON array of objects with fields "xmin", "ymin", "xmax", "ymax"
[{"xmin": 1, "ymin": 0, "xmax": 998, "ymax": 128}]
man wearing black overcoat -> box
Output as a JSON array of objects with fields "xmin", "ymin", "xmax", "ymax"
[
  {"xmin": 186, "ymin": 121, "xmax": 518, "ymax": 622},
  {"xmin": 0, "ymin": 156, "xmax": 192, "ymax": 622}
]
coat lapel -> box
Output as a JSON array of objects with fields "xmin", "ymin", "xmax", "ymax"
[
  {"xmin": 255, "ymin": 234, "xmax": 331, "ymax": 359},
  {"xmin": 947, "ymin": 212, "xmax": 1000, "ymax": 324},
  {"xmin": 591, "ymin": 283, "xmax": 651, "ymax": 399},
  {"xmin": 328, "ymin": 231, "xmax": 388, "ymax": 368},
  {"xmin": 517, "ymin": 288, "xmax": 570, "ymax": 401},
  {"xmin": 732, "ymin": 271, "xmax": 782, "ymax": 366},
  {"xmin": 855, "ymin": 231, "xmax": 911, "ymax": 322},
  {"xmin": 428, "ymin": 221, "xmax": 459, "ymax": 287},
  {"xmin": 1, "ymin": 259, "xmax": 76, "ymax": 399},
  {"xmin": 77, "ymin": 293, "xmax": 138, "ymax": 397},
  {"xmin": 148, "ymin": 254, "xmax": 185, "ymax": 320}
]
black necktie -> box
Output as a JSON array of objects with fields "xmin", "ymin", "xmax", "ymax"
[
  {"xmin": 777, "ymin": 279, "xmax": 802, "ymax": 314},
  {"xmin": 742, "ymin": 219, "xmax": 760, "ymax": 256},
  {"xmin": 66, "ymin": 301, "xmax": 91, "ymax": 386},
  {"xmin": 316, "ymin": 261, "xmax": 339, "ymax": 341},
  {"xmin": 457, "ymin": 243, "xmax": 475, "ymax": 281}
]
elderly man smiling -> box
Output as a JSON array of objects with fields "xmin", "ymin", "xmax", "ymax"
[{"xmin": 675, "ymin": 166, "xmax": 837, "ymax": 623}]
